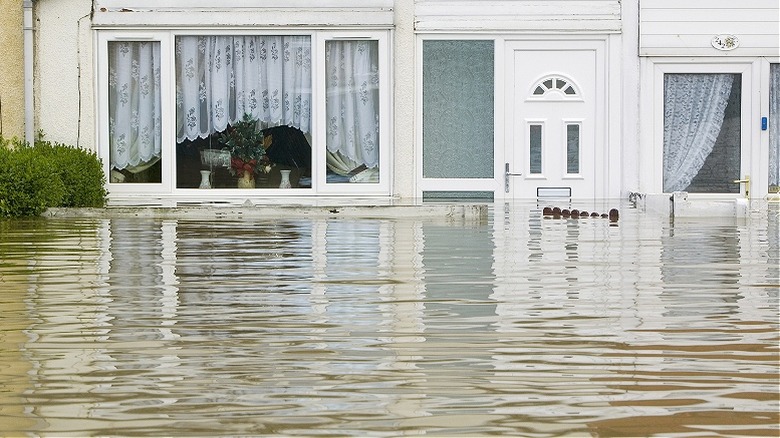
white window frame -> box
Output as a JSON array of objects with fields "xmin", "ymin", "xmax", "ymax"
[
  {"xmin": 416, "ymin": 35, "xmax": 502, "ymax": 198},
  {"xmin": 760, "ymin": 57, "xmax": 780, "ymax": 198},
  {"xmin": 96, "ymin": 28, "xmax": 392, "ymax": 199},
  {"xmin": 640, "ymin": 58, "xmax": 760, "ymax": 198},
  {"xmin": 97, "ymin": 31, "xmax": 174, "ymax": 196},
  {"xmin": 316, "ymin": 31, "xmax": 392, "ymax": 196}
]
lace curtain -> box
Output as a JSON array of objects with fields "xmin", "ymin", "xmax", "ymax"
[
  {"xmin": 325, "ymin": 40, "xmax": 380, "ymax": 170},
  {"xmin": 108, "ymin": 41, "xmax": 162, "ymax": 172},
  {"xmin": 176, "ymin": 36, "xmax": 312, "ymax": 143},
  {"xmin": 663, "ymin": 74, "xmax": 734, "ymax": 192},
  {"xmin": 770, "ymin": 64, "xmax": 780, "ymax": 189}
]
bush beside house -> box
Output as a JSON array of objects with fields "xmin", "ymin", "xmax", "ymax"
[{"xmin": 0, "ymin": 136, "xmax": 107, "ymax": 218}]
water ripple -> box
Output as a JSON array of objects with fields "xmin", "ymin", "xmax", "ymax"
[{"xmin": 0, "ymin": 205, "xmax": 777, "ymax": 436}]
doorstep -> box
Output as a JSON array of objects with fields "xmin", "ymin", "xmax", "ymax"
[{"xmin": 43, "ymin": 203, "xmax": 490, "ymax": 221}]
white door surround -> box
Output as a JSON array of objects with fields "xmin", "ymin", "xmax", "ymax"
[{"xmin": 639, "ymin": 58, "xmax": 773, "ymax": 200}]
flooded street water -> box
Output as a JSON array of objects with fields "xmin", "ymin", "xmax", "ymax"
[{"xmin": 1, "ymin": 203, "xmax": 778, "ymax": 437}]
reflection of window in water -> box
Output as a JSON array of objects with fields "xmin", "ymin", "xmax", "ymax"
[
  {"xmin": 421, "ymin": 224, "xmax": 497, "ymax": 325},
  {"xmin": 106, "ymin": 219, "xmax": 168, "ymax": 341}
]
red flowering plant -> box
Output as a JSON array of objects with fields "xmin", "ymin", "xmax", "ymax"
[{"xmin": 218, "ymin": 113, "xmax": 273, "ymax": 178}]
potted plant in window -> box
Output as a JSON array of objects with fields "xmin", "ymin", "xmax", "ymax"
[{"xmin": 218, "ymin": 113, "xmax": 273, "ymax": 188}]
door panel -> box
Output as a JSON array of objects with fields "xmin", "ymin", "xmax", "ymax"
[{"xmin": 506, "ymin": 44, "xmax": 598, "ymax": 199}]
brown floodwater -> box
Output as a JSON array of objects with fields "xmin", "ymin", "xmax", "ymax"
[{"xmin": 0, "ymin": 203, "xmax": 778, "ymax": 437}]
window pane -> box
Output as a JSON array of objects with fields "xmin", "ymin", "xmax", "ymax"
[
  {"xmin": 174, "ymin": 35, "xmax": 312, "ymax": 189},
  {"xmin": 566, "ymin": 124, "xmax": 580, "ymax": 174},
  {"xmin": 325, "ymin": 40, "xmax": 380, "ymax": 184},
  {"xmin": 770, "ymin": 64, "xmax": 779, "ymax": 193},
  {"xmin": 663, "ymin": 73, "xmax": 740, "ymax": 193},
  {"xmin": 108, "ymin": 41, "xmax": 161, "ymax": 183},
  {"xmin": 529, "ymin": 124, "xmax": 542, "ymax": 174},
  {"xmin": 422, "ymin": 40, "xmax": 494, "ymax": 179}
]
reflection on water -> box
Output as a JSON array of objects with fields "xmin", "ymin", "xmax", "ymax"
[{"xmin": 0, "ymin": 204, "xmax": 778, "ymax": 436}]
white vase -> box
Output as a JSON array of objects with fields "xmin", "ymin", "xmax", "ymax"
[
  {"xmin": 199, "ymin": 170, "xmax": 212, "ymax": 189},
  {"xmin": 279, "ymin": 169, "xmax": 292, "ymax": 189}
]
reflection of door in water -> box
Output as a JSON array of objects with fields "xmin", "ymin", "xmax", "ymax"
[{"xmin": 506, "ymin": 42, "xmax": 599, "ymax": 200}]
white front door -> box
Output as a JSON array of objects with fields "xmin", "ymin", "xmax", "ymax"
[{"xmin": 505, "ymin": 40, "xmax": 603, "ymax": 200}]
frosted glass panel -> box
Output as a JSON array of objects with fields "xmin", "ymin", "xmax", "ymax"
[
  {"xmin": 422, "ymin": 40, "xmax": 494, "ymax": 179},
  {"xmin": 529, "ymin": 124, "xmax": 542, "ymax": 174},
  {"xmin": 566, "ymin": 124, "xmax": 580, "ymax": 174}
]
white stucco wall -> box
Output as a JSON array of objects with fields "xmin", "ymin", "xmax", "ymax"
[
  {"xmin": 393, "ymin": 0, "xmax": 416, "ymax": 200},
  {"xmin": 620, "ymin": 0, "xmax": 641, "ymax": 196},
  {"xmin": 35, "ymin": 0, "xmax": 95, "ymax": 151}
]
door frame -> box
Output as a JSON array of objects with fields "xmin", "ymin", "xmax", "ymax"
[
  {"xmin": 501, "ymin": 37, "xmax": 612, "ymax": 201},
  {"xmin": 640, "ymin": 57, "xmax": 765, "ymax": 199},
  {"xmin": 760, "ymin": 57, "xmax": 779, "ymax": 198}
]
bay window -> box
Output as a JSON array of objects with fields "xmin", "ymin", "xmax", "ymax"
[{"xmin": 98, "ymin": 30, "xmax": 390, "ymax": 196}]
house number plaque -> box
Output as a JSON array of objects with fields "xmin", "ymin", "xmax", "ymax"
[{"xmin": 711, "ymin": 34, "xmax": 740, "ymax": 51}]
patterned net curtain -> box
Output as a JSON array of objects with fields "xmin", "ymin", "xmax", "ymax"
[
  {"xmin": 770, "ymin": 64, "xmax": 779, "ymax": 191},
  {"xmin": 325, "ymin": 40, "xmax": 380, "ymax": 176},
  {"xmin": 175, "ymin": 35, "xmax": 312, "ymax": 143},
  {"xmin": 108, "ymin": 41, "xmax": 162, "ymax": 173},
  {"xmin": 663, "ymin": 73, "xmax": 734, "ymax": 193}
]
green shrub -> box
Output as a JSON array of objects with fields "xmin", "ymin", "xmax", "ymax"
[
  {"xmin": 34, "ymin": 140, "xmax": 108, "ymax": 208},
  {"xmin": 0, "ymin": 136, "xmax": 107, "ymax": 218},
  {"xmin": 0, "ymin": 143, "xmax": 65, "ymax": 218}
]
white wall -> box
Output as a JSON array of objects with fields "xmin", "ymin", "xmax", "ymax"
[
  {"xmin": 415, "ymin": 0, "xmax": 621, "ymax": 32},
  {"xmin": 620, "ymin": 0, "xmax": 641, "ymax": 195},
  {"xmin": 92, "ymin": 0, "xmax": 394, "ymax": 27},
  {"xmin": 35, "ymin": 0, "xmax": 95, "ymax": 151},
  {"xmin": 394, "ymin": 0, "xmax": 416, "ymax": 199},
  {"xmin": 640, "ymin": 0, "xmax": 780, "ymax": 57}
]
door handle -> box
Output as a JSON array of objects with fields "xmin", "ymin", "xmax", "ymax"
[
  {"xmin": 505, "ymin": 163, "xmax": 522, "ymax": 193},
  {"xmin": 733, "ymin": 175, "xmax": 750, "ymax": 199}
]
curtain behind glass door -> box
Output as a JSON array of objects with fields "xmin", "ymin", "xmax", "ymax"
[
  {"xmin": 663, "ymin": 73, "xmax": 741, "ymax": 193},
  {"xmin": 108, "ymin": 41, "xmax": 162, "ymax": 183},
  {"xmin": 769, "ymin": 64, "xmax": 779, "ymax": 194},
  {"xmin": 324, "ymin": 40, "xmax": 380, "ymax": 184}
]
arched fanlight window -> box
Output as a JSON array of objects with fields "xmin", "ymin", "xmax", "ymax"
[{"xmin": 530, "ymin": 75, "xmax": 580, "ymax": 100}]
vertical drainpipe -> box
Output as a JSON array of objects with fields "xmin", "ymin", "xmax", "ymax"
[{"xmin": 23, "ymin": 0, "xmax": 34, "ymax": 145}]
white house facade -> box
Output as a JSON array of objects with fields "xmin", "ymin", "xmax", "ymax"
[
  {"xmin": 637, "ymin": 0, "xmax": 780, "ymax": 215},
  {"xmin": 27, "ymin": 0, "xmax": 780, "ymax": 209}
]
